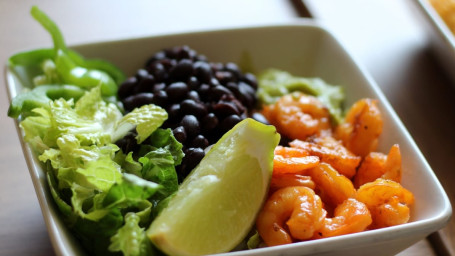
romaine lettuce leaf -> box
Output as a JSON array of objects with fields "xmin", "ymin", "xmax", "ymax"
[
  {"xmin": 108, "ymin": 213, "xmax": 154, "ymax": 256},
  {"xmin": 113, "ymin": 104, "xmax": 168, "ymax": 144}
]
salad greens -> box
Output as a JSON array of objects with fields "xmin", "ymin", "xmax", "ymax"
[
  {"xmin": 8, "ymin": 6, "xmax": 183, "ymax": 256},
  {"xmin": 257, "ymin": 69, "xmax": 345, "ymax": 124},
  {"xmin": 23, "ymin": 85, "xmax": 180, "ymax": 255}
]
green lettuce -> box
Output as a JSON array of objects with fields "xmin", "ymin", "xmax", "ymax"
[
  {"xmin": 108, "ymin": 213, "xmax": 154, "ymax": 256},
  {"xmin": 16, "ymin": 84, "xmax": 182, "ymax": 255}
]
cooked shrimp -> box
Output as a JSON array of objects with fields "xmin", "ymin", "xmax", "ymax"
[
  {"xmin": 335, "ymin": 98, "xmax": 383, "ymax": 157},
  {"xmin": 381, "ymin": 144, "xmax": 402, "ymax": 183},
  {"xmin": 308, "ymin": 163, "xmax": 356, "ymax": 209},
  {"xmin": 356, "ymin": 178, "xmax": 414, "ymax": 229},
  {"xmin": 312, "ymin": 198, "xmax": 372, "ymax": 239},
  {"xmin": 354, "ymin": 144, "xmax": 402, "ymax": 187},
  {"xmin": 256, "ymin": 186, "xmax": 326, "ymax": 246},
  {"xmin": 273, "ymin": 146, "xmax": 320, "ymax": 176},
  {"xmin": 262, "ymin": 92, "xmax": 331, "ymax": 140},
  {"xmin": 270, "ymin": 174, "xmax": 315, "ymax": 192},
  {"xmin": 290, "ymin": 136, "xmax": 361, "ymax": 179},
  {"xmin": 274, "ymin": 146, "xmax": 310, "ymax": 157}
]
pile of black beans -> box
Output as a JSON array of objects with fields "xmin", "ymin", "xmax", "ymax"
[{"xmin": 117, "ymin": 45, "xmax": 259, "ymax": 181}]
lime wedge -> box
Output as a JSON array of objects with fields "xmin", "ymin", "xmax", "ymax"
[{"xmin": 147, "ymin": 118, "xmax": 280, "ymax": 256}]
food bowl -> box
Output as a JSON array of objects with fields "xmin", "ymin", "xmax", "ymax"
[
  {"xmin": 6, "ymin": 20, "xmax": 452, "ymax": 256},
  {"xmin": 415, "ymin": 0, "xmax": 455, "ymax": 83}
]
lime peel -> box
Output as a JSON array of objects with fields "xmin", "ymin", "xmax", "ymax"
[{"xmin": 147, "ymin": 118, "xmax": 280, "ymax": 256}]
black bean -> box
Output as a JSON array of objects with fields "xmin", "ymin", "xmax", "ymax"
[
  {"xmin": 193, "ymin": 61, "xmax": 212, "ymax": 83},
  {"xmin": 169, "ymin": 59, "xmax": 194, "ymax": 81},
  {"xmin": 166, "ymin": 82, "xmax": 189, "ymax": 102},
  {"xmin": 220, "ymin": 114, "xmax": 242, "ymax": 133},
  {"xmin": 122, "ymin": 93, "xmax": 154, "ymax": 111},
  {"xmin": 212, "ymin": 101, "xmax": 240, "ymax": 117},
  {"xmin": 236, "ymin": 81, "xmax": 256, "ymax": 108},
  {"xmin": 209, "ymin": 77, "xmax": 220, "ymax": 86},
  {"xmin": 225, "ymin": 82, "xmax": 241, "ymax": 95},
  {"xmin": 209, "ymin": 85, "xmax": 233, "ymax": 101},
  {"xmin": 183, "ymin": 147, "xmax": 205, "ymax": 172},
  {"xmin": 152, "ymin": 51, "xmax": 166, "ymax": 61},
  {"xmin": 190, "ymin": 135, "xmax": 209, "ymax": 149},
  {"xmin": 242, "ymin": 73, "xmax": 258, "ymax": 89},
  {"xmin": 152, "ymin": 90, "xmax": 168, "ymax": 106},
  {"xmin": 187, "ymin": 76, "xmax": 200, "ymax": 90},
  {"xmin": 176, "ymin": 45, "xmax": 192, "ymax": 60},
  {"xmin": 159, "ymin": 58, "xmax": 177, "ymax": 71},
  {"xmin": 180, "ymin": 115, "xmax": 200, "ymax": 139},
  {"xmin": 180, "ymin": 99, "xmax": 208, "ymax": 117},
  {"xmin": 197, "ymin": 83, "xmax": 210, "ymax": 100},
  {"xmin": 187, "ymin": 90, "xmax": 200, "ymax": 102},
  {"xmin": 215, "ymin": 71, "xmax": 234, "ymax": 85},
  {"xmin": 118, "ymin": 76, "xmax": 137, "ymax": 99},
  {"xmin": 134, "ymin": 74, "xmax": 155, "ymax": 93},
  {"xmin": 252, "ymin": 112, "xmax": 270, "ymax": 125},
  {"xmin": 115, "ymin": 132, "xmax": 139, "ymax": 153},
  {"xmin": 147, "ymin": 62, "xmax": 167, "ymax": 82},
  {"xmin": 195, "ymin": 54, "xmax": 207, "ymax": 62},
  {"xmin": 152, "ymin": 83, "xmax": 166, "ymax": 93},
  {"xmin": 167, "ymin": 103, "xmax": 181, "ymax": 121},
  {"xmin": 136, "ymin": 69, "xmax": 149, "ymax": 80},
  {"xmin": 173, "ymin": 126, "xmax": 187, "ymax": 143},
  {"xmin": 224, "ymin": 62, "xmax": 241, "ymax": 79},
  {"xmin": 145, "ymin": 51, "xmax": 166, "ymax": 67},
  {"xmin": 202, "ymin": 113, "xmax": 219, "ymax": 132},
  {"xmin": 210, "ymin": 62, "xmax": 224, "ymax": 71}
]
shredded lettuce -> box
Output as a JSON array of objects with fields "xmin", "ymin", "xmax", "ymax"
[
  {"xmin": 16, "ymin": 85, "xmax": 183, "ymax": 255},
  {"xmin": 108, "ymin": 213, "xmax": 154, "ymax": 256}
]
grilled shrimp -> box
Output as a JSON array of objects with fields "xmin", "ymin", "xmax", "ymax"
[
  {"xmin": 290, "ymin": 136, "xmax": 361, "ymax": 179},
  {"xmin": 356, "ymin": 178, "xmax": 414, "ymax": 229},
  {"xmin": 354, "ymin": 144, "xmax": 402, "ymax": 187},
  {"xmin": 308, "ymin": 163, "xmax": 357, "ymax": 210},
  {"xmin": 256, "ymin": 186, "xmax": 326, "ymax": 246},
  {"xmin": 335, "ymin": 98, "xmax": 383, "ymax": 157},
  {"xmin": 273, "ymin": 146, "xmax": 320, "ymax": 176},
  {"xmin": 262, "ymin": 92, "xmax": 331, "ymax": 140},
  {"xmin": 312, "ymin": 198, "xmax": 372, "ymax": 239}
]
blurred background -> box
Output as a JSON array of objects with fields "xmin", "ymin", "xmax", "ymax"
[{"xmin": 1, "ymin": 0, "xmax": 454, "ymax": 255}]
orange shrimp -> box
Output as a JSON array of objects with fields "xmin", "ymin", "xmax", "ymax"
[
  {"xmin": 262, "ymin": 92, "xmax": 331, "ymax": 140},
  {"xmin": 273, "ymin": 146, "xmax": 320, "ymax": 176},
  {"xmin": 356, "ymin": 178, "xmax": 414, "ymax": 229},
  {"xmin": 290, "ymin": 136, "xmax": 361, "ymax": 179},
  {"xmin": 270, "ymin": 174, "xmax": 315, "ymax": 192},
  {"xmin": 354, "ymin": 144, "xmax": 402, "ymax": 187},
  {"xmin": 308, "ymin": 163, "xmax": 356, "ymax": 210},
  {"xmin": 335, "ymin": 98, "xmax": 383, "ymax": 157},
  {"xmin": 256, "ymin": 186, "xmax": 326, "ymax": 246},
  {"xmin": 381, "ymin": 144, "xmax": 402, "ymax": 183},
  {"xmin": 312, "ymin": 198, "xmax": 372, "ymax": 239}
]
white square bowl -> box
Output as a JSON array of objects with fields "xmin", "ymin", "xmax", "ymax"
[
  {"xmin": 415, "ymin": 0, "xmax": 455, "ymax": 84},
  {"xmin": 6, "ymin": 20, "xmax": 452, "ymax": 256}
]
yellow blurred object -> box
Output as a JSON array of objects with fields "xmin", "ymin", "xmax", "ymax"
[{"xmin": 430, "ymin": 0, "xmax": 455, "ymax": 34}]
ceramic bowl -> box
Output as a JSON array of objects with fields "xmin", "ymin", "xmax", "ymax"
[{"xmin": 6, "ymin": 20, "xmax": 452, "ymax": 256}]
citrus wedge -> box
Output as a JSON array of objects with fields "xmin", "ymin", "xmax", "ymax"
[{"xmin": 147, "ymin": 118, "xmax": 280, "ymax": 256}]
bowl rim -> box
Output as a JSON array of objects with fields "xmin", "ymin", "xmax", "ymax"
[
  {"xmin": 415, "ymin": 0, "xmax": 455, "ymax": 53},
  {"xmin": 5, "ymin": 20, "xmax": 453, "ymax": 255}
]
